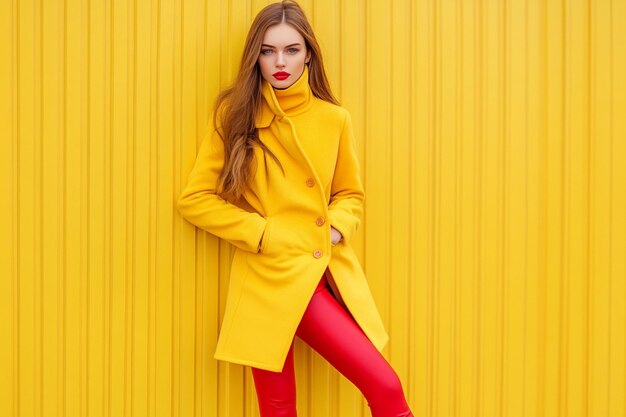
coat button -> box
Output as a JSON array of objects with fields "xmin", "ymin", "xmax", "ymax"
[
  {"xmin": 313, "ymin": 250, "xmax": 323, "ymax": 258},
  {"xmin": 315, "ymin": 216, "xmax": 325, "ymax": 226},
  {"xmin": 306, "ymin": 178, "xmax": 315, "ymax": 187}
]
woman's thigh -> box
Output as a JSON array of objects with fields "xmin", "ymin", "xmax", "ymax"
[
  {"xmin": 295, "ymin": 275, "xmax": 412, "ymax": 416},
  {"xmin": 295, "ymin": 278, "xmax": 396, "ymax": 399},
  {"xmin": 251, "ymin": 273, "xmax": 412, "ymax": 417}
]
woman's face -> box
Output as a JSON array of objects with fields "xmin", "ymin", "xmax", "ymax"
[{"xmin": 258, "ymin": 22, "xmax": 311, "ymax": 89}]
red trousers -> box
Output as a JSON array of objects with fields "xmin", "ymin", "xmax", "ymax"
[{"xmin": 251, "ymin": 270, "xmax": 414, "ymax": 417}]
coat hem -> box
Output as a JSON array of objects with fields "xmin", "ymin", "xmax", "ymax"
[{"xmin": 213, "ymin": 353, "xmax": 285, "ymax": 372}]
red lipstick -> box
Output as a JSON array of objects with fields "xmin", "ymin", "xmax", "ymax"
[{"xmin": 273, "ymin": 71, "xmax": 290, "ymax": 80}]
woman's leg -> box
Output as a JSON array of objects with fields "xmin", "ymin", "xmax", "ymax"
[
  {"xmin": 250, "ymin": 272, "xmax": 414, "ymax": 417},
  {"xmin": 249, "ymin": 275, "xmax": 336, "ymax": 416},
  {"xmin": 250, "ymin": 341, "xmax": 297, "ymax": 417},
  {"xmin": 296, "ymin": 274, "xmax": 414, "ymax": 417}
]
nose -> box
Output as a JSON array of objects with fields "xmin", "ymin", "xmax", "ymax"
[{"xmin": 275, "ymin": 52, "xmax": 286, "ymax": 68}]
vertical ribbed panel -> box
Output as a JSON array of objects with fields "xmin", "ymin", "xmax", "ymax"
[{"xmin": 1, "ymin": 1, "xmax": 625, "ymax": 417}]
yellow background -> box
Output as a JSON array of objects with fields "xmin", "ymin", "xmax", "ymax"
[{"xmin": 1, "ymin": 0, "xmax": 625, "ymax": 416}]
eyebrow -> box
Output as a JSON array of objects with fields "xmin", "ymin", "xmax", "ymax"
[{"xmin": 260, "ymin": 43, "xmax": 302, "ymax": 48}]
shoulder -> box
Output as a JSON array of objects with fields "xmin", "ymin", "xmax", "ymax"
[
  {"xmin": 211, "ymin": 96, "xmax": 233, "ymax": 138},
  {"xmin": 311, "ymin": 97, "xmax": 351, "ymax": 125}
]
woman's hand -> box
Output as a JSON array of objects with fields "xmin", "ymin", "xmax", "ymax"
[{"xmin": 330, "ymin": 226, "xmax": 343, "ymax": 246}]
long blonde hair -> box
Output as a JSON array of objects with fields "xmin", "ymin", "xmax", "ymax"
[{"xmin": 214, "ymin": 0, "xmax": 339, "ymax": 201}]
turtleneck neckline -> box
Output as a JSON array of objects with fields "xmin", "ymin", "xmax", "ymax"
[{"xmin": 261, "ymin": 65, "xmax": 313, "ymax": 117}]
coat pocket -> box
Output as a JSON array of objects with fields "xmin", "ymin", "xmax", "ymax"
[
  {"xmin": 259, "ymin": 216, "xmax": 298, "ymax": 256},
  {"xmin": 259, "ymin": 217, "xmax": 273, "ymax": 254}
]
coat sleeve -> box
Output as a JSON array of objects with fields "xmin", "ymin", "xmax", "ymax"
[
  {"xmin": 327, "ymin": 110, "xmax": 365, "ymax": 245},
  {"xmin": 177, "ymin": 126, "xmax": 267, "ymax": 253}
]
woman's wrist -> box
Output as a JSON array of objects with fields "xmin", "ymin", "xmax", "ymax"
[{"xmin": 330, "ymin": 226, "xmax": 342, "ymax": 245}]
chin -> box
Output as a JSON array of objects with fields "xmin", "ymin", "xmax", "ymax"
[
  {"xmin": 273, "ymin": 82, "xmax": 293, "ymax": 90},
  {"xmin": 265, "ymin": 78, "xmax": 290, "ymax": 89}
]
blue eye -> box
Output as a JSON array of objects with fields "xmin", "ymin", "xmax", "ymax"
[{"xmin": 260, "ymin": 47, "xmax": 299, "ymax": 56}]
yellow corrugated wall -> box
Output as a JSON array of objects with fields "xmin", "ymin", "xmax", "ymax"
[{"xmin": 1, "ymin": 0, "xmax": 625, "ymax": 416}]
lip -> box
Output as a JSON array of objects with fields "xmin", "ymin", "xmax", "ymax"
[{"xmin": 272, "ymin": 71, "xmax": 290, "ymax": 80}]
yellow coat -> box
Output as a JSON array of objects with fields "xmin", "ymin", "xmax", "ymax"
[{"xmin": 177, "ymin": 65, "xmax": 388, "ymax": 372}]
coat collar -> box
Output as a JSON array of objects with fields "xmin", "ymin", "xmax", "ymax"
[{"xmin": 255, "ymin": 65, "xmax": 313, "ymax": 128}]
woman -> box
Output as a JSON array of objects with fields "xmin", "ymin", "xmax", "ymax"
[{"xmin": 177, "ymin": 1, "xmax": 414, "ymax": 416}]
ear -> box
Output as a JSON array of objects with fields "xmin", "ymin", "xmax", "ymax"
[{"xmin": 306, "ymin": 52, "xmax": 311, "ymax": 64}]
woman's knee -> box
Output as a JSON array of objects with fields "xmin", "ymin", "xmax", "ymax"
[
  {"xmin": 251, "ymin": 345, "xmax": 298, "ymax": 417},
  {"xmin": 366, "ymin": 374, "xmax": 413, "ymax": 417},
  {"xmin": 365, "ymin": 369, "xmax": 408, "ymax": 405},
  {"xmin": 257, "ymin": 398, "xmax": 296, "ymax": 417}
]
